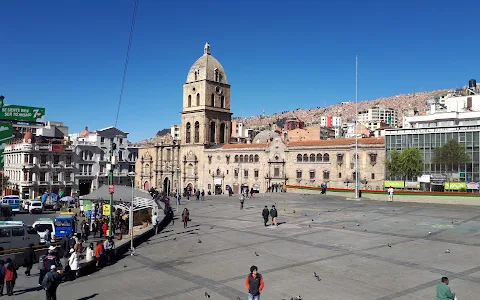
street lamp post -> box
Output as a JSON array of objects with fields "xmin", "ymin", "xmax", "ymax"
[
  {"xmin": 128, "ymin": 171, "xmax": 135, "ymax": 255},
  {"xmin": 175, "ymin": 167, "xmax": 180, "ymax": 212}
]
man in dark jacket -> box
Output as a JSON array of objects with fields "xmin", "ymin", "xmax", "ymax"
[
  {"xmin": 269, "ymin": 205, "xmax": 278, "ymax": 226},
  {"xmin": 23, "ymin": 243, "xmax": 36, "ymax": 276},
  {"xmin": 262, "ymin": 206, "xmax": 269, "ymax": 227},
  {"xmin": 39, "ymin": 246, "xmax": 62, "ymax": 286},
  {"xmin": 42, "ymin": 265, "xmax": 64, "ymax": 300},
  {"xmin": 245, "ymin": 265, "xmax": 264, "ymax": 300}
]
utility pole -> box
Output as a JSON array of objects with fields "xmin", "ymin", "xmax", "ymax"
[{"xmin": 108, "ymin": 138, "xmax": 116, "ymax": 236}]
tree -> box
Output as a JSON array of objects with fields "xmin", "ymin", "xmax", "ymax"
[
  {"xmin": 0, "ymin": 173, "xmax": 10, "ymax": 194},
  {"xmin": 385, "ymin": 148, "xmax": 423, "ymax": 181},
  {"xmin": 432, "ymin": 139, "xmax": 470, "ymax": 174}
]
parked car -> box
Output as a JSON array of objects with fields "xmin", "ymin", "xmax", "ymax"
[{"xmin": 29, "ymin": 201, "xmax": 43, "ymax": 214}]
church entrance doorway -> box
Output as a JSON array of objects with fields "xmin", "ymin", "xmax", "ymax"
[{"xmin": 163, "ymin": 177, "xmax": 171, "ymax": 196}]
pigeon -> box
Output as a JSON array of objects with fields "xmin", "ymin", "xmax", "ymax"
[
  {"xmin": 303, "ymin": 213, "xmax": 307, "ymax": 216},
  {"xmin": 393, "ymin": 209, "xmax": 395, "ymax": 211},
  {"xmin": 237, "ymin": 297, "xmax": 242, "ymax": 300},
  {"xmin": 255, "ymin": 252, "xmax": 259, "ymax": 256},
  {"xmin": 308, "ymin": 225, "xmax": 311, "ymax": 228},
  {"xmin": 428, "ymin": 232, "xmax": 432, "ymax": 235},
  {"xmin": 210, "ymin": 226, "xmax": 214, "ymax": 229},
  {"xmin": 173, "ymin": 237, "xmax": 177, "ymax": 240},
  {"xmin": 284, "ymin": 209, "xmax": 286, "ymax": 212},
  {"xmin": 123, "ymin": 264, "xmax": 127, "ymax": 268},
  {"xmin": 313, "ymin": 272, "xmax": 320, "ymax": 281},
  {"xmin": 364, "ymin": 229, "xmax": 367, "ymax": 231},
  {"xmin": 205, "ymin": 292, "xmax": 210, "ymax": 298},
  {"xmin": 337, "ymin": 209, "xmax": 340, "ymax": 211},
  {"xmin": 356, "ymin": 223, "xmax": 360, "ymax": 226},
  {"xmin": 198, "ymin": 239, "xmax": 202, "ymax": 243},
  {"xmin": 452, "ymin": 221, "xmax": 454, "ymax": 224},
  {"xmin": 293, "ymin": 210, "xmax": 296, "ymax": 213},
  {"xmin": 311, "ymin": 219, "xmax": 314, "ymax": 222},
  {"xmin": 445, "ymin": 249, "xmax": 450, "ymax": 253},
  {"xmin": 388, "ymin": 244, "xmax": 391, "ymax": 247},
  {"xmin": 363, "ymin": 214, "xmax": 365, "ymax": 217},
  {"xmin": 342, "ymin": 226, "xmax": 345, "ymax": 229}
]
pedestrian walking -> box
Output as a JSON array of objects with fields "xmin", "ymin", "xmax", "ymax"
[
  {"xmin": 23, "ymin": 243, "xmax": 36, "ymax": 276},
  {"xmin": 201, "ymin": 190, "xmax": 205, "ymax": 201},
  {"xmin": 387, "ymin": 186, "xmax": 394, "ymax": 202},
  {"xmin": 45, "ymin": 228, "xmax": 52, "ymax": 245},
  {"xmin": 103, "ymin": 237, "xmax": 115, "ymax": 265},
  {"xmin": 245, "ymin": 265, "xmax": 264, "ymax": 300},
  {"xmin": 85, "ymin": 243, "xmax": 95, "ymax": 262},
  {"xmin": 92, "ymin": 222, "xmax": 98, "ymax": 238},
  {"xmin": 102, "ymin": 222, "xmax": 108, "ymax": 238},
  {"xmin": 0, "ymin": 260, "xmax": 5, "ymax": 296},
  {"xmin": 152, "ymin": 212, "xmax": 159, "ymax": 234},
  {"xmin": 83, "ymin": 221, "xmax": 90, "ymax": 241},
  {"xmin": 4, "ymin": 258, "xmax": 17, "ymax": 296},
  {"xmin": 42, "ymin": 265, "xmax": 64, "ymax": 300},
  {"xmin": 270, "ymin": 205, "xmax": 278, "ymax": 226},
  {"xmin": 240, "ymin": 195, "xmax": 245, "ymax": 210},
  {"xmin": 67, "ymin": 248, "xmax": 79, "ymax": 280},
  {"xmin": 436, "ymin": 277, "xmax": 455, "ymax": 300},
  {"xmin": 182, "ymin": 208, "xmax": 190, "ymax": 228},
  {"xmin": 262, "ymin": 206, "xmax": 269, "ymax": 227}
]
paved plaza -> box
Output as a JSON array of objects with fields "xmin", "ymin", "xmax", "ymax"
[{"xmin": 10, "ymin": 193, "xmax": 480, "ymax": 299}]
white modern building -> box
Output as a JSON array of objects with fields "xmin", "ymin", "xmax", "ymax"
[
  {"xmin": 72, "ymin": 126, "xmax": 139, "ymax": 196},
  {"xmin": 171, "ymin": 125, "xmax": 181, "ymax": 141},
  {"xmin": 358, "ymin": 107, "xmax": 398, "ymax": 128}
]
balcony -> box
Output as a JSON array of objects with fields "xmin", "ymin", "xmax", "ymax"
[
  {"xmin": 77, "ymin": 172, "xmax": 93, "ymax": 176},
  {"xmin": 64, "ymin": 163, "xmax": 74, "ymax": 169},
  {"xmin": 35, "ymin": 145, "xmax": 52, "ymax": 151},
  {"xmin": 64, "ymin": 145, "xmax": 74, "ymax": 151},
  {"xmin": 76, "ymin": 141, "xmax": 97, "ymax": 146},
  {"xmin": 23, "ymin": 163, "xmax": 35, "ymax": 169},
  {"xmin": 20, "ymin": 181, "xmax": 35, "ymax": 186},
  {"xmin": 39, "ymin": 181, "xmax": 48, "ymax": 185},
  {"xmin": 38, "ymin": 163, "xmax": 49, "ymax": 169},
  {"xmin": 52, "ymin": 164, "xmax": 62, "ymax": 169},
  {"xmin": 64, "ymin": 180, "xmax": 74, "ymax": 186}
]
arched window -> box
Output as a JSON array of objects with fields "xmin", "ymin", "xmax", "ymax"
[
  {"xmin": 303, "ymin": 154, "xmax": 308, "ymax": 161},
  {"xmin": 216, "ymin": 169, "xmax": 221, "ymax": 176},
  {"xmin": 323, "ymin": 153, "xmax": 330, "ymax": 162},
  {"xmin": 187, "ymin": 163, "xmax": 194, "ymax": 176},
  {"xmin": 196, "ymin": 93, "xmax": 200, "ymax": 106},
  {"xmin": 185, "ymin": 122, "xmax": 191, "ymax": 144},
  {"xmin": 234, "ymin": 155, "xmax": 239, "ymax": 163},
  {"xmin": 297, "ymin": 154, "xmax": 302, "ymax": 162},
  {"xmin": 240, "ymin": 155, "xmax": 244, "ymax": 163},
  {"xmin": 214, "ymin": 68, "xmax": 219, "ymax": 81},
  {"xmin": 220, "ymin": 123, "xmax": 226, "ymax": 143},
  {"xmin": 194, "ymin": 71, "xmax": 198, "ymax": 81},
  {"xmin": 143, "ymin": 163, "xmax": 150, "ymax": 177},
  {"xmin": 209, "ymin": 121, "xmax": 216, "ymax": 143},
  {"xmin": 310, "ymin": 154, "xmax": 316, "ymax": 162},
  {"xmin": 188, "ymin": 95, "xmax": 192, "ymax": 107},
  {"xmin": 254, "ymin": 155, "xmax": 259, "ymax": 163},
  {"xmin": 249, "ymin": 155, "xmax": 254, "ymax": 163},
  {"xmin": 221, "ymin": 96, "xmax": 225, "ymax": 108},
  {"xmin": 316, "ymin": 153, "xmax": 323, "ymax": 162},
  {"xmin": 194, "ymin": 121, "xmax": 200, "ymax": 143},
  {"xmin": 211, "ymin": 94, "xmax": 215, "ymax": 106}
]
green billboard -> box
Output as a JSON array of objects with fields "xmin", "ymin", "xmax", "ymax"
[
  {"xmin": 0, "ymin": 122, "xmax": 13, "ymax": 169},
  {"xmin": 384, "ymin": 181, "xmax": 405, "ymax": 188},
  {"xmin": 0, "ymin": 105, "xmax": 45, "ymax": 122}
]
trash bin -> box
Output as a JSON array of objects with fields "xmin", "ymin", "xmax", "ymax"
[{"xmin": 359, "ymin": 190, "xmax": 362, "ymax": 198}]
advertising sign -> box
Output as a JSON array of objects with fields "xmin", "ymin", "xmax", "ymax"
[
  {"xmin": 444, "ymin": 182, "xmax": 467, "ymax": 191},
  {"xmin": 83, "ymin": 200, "xmax": 93, "ymax": 211},
  {"xmin": 0, "ymin": 122, "xmax": 13, "ymax": 169},
  {"xmin": 384, "ymin": 181, "xmax": 405, "ymax": 188},
  {"xmin": 102, "ymin": 204, "xmax": 111, "ymax": 216},
  {"xmin": 0, "ymin": 105, "xmax": 45, "ymax": 122},
  {"xmin": 466, "ymin": 182, "xmax": 480, "ymax": 190}
]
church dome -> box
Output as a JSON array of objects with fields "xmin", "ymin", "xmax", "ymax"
[
  {"xmin": 186, "ymin": 43, "xmax": 228, "ymax": 84},
  {"xmin": 252, "ymin": 130, "xmax": 279, "ymax": 144},
  {"xmin": 79, "ymin": 126, "xmax": 91, "ymax": 137}
]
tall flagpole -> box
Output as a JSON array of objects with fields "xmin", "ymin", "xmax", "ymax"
[{"xmin": 355, "ymin": 55, "xmax": 360, "ymax": 199}]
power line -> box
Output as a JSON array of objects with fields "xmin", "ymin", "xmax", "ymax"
[{"xmin": 114, "ymin": 0, "xmax": 139, "ymax": 127}]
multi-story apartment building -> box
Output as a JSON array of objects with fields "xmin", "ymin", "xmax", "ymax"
[
  {"xmin": 358, "ymin": 107, "xmax": 398, "ymax": 128},
  {"xmin": 170, "ymin": 125, "xmax": 181, "ymax": 141},
  {"xmin": 3, "ymin": 121, "xmax": 74, "ymax": 199},
  {"xmin": 72, "ymin": 126, "xmax": 139, "ymax": 196}
]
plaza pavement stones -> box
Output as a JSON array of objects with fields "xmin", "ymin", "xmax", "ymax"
[{"xmin": 8, "ymin": 193, "xmax": 480, "ymax": 299}]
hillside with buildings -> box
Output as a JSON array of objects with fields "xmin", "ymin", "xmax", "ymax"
[{"xmin": 136, "ymin": 88, "xmax": 452, "ymax": 145}]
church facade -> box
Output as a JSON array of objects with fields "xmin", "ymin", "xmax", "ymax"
[{"xmin": 135, "ymin": 44, "xmax": 386, "ymax": 194}]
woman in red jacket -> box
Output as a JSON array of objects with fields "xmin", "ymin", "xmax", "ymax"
[
  {"xmin": 102, "ymin": 222, "xmax": 108, "ymax": 238},
  {"xmin": 4, "ymin": 258, "xmax": 17, "ymax": 296}
]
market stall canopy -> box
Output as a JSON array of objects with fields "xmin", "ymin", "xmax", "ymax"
[{"xmin": 80, "ymin": 185, "xmax": 160, "ymax": 212}]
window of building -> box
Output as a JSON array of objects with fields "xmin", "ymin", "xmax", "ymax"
[
  {"xmin": 211, "ymin": 94, "xmax": 215, "ymax": 106},
  {"xmin": 297, "ymin": 154, "xmax": 302, "ymax": 162},
  {"xmin": 310, "ymin": 154, "xmax": 316, "ymax": 162},
  {"xmin": 296, "ymin": 170, "xmax": 302, "ymax": 179},
  {"xmin": 216, "ymin": 169, "xmax": 221, "ymax": 176},
  {"xmin": 220, "ymin": 123, "xmax": 226, "ymax": 144},
  {"xmin": 310, "ymin": 170, "xmax": 315, "ymax": 180},
  {"xmin": 208, "ymin": 156, "xmax": 212, "ymax": 164},
  {"xmin": 371, "ymin": 173, "xmax": 375, "ymax": 180},
  {"xmin": 234, "ymin": 155, "xmax": 239, "ymax": 163},
  {"xmin": 210, "ymin": 121, "xmax": 216, "ymax": 143},
  {"xmin": 338, "ymin": 172, "xmax": 342, "ymax": 178},
  {"xmin": 214, "ymin": 68, "xmax": 219, "ymax": 81},
  {"xmin": 249, "ymin": 155, "xmax": 254, "ymax": 163},
  {"xmin": 100, "ymin": 137, "xmax": 105, "ymax": 143},
  {"xmin": 40, "ymin": 172, "xmax": 46, "ymax": 181},
  {"xmin": 323, "ymin": 153, "xmax": 330, "ymax": 162},
  {"xmin": 196, "ymin": 93, "xmax": 200, "ymax": 106},
  {"xmin": 188, "ymin": 95, "xmax": 192, "ymax": 107},
  {"xmin": 194, "ymin": 122, "xmax": 200, "ymax": 143},
  {"xmin": 221, "ymin": 96, "xmax": 225, "ymax": 108},
  {"xmin": 226, "ymin": 155, "xmax": 230, "ymax": 164},
  {"xmin": 119, "ymin": 151, "xmax": 123, "ymax": 161},
  {"xmin": 234, "ymin": 169, "xmax": 239, "ymax": 177},
  {"xmin": 66, "ymin": 156, "xmax": 72, "ymax": 165},
  {"xmin": 369, "ymin": 153, "xmax": 377, "ymax": 165},
  {"xmin": 53, "ymin": 155, "xmax": 60, "ymax": 164},
  {"xmin": 254, "ymin": 170, "xmax": 259, "ymax": 178},
  {"xmin": 323, "ymin": 171, "xmax": 330, "ymax": 180},
  {"xmin": 254, "ymin": 155, "xmax": 259, "ymax": 163},
  {"xmin": 186, "ymin": 122, "xmax": 191, "ymax": 144},
  {"xmin": 274, "ymin": 167, "xmax": 280, "ymax": 177},
  {"xmin": 316, "ymin": 153, "xmax": 322, "ymax": 162},
  {"xmin": 244, "ymin": 169, "xmax": 248, "ymax": 177},
  {"xmin": 41, "ymin": 155, "xmax": 47, "ymax": 164},
  {"xmin": 303, "ymin": 154, "xmax": 308, "ymax": 161},
  {"xmin": 337, "ymin": 153, "xmax": 343, "ymax": 164},
  {"xmin": 119, "ymin": 138, "xmax": 123, "ymax": 145},
  {"xmin": 239, "ymin": 155, "xmax": 244, "ymax": 163}
]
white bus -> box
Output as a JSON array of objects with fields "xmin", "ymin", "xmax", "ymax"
[
  {"xmin": 0, "ymin": 221, "xmax": 40, "ymax": 251},
  {"xmin": 32, "ymin": 218, "xmax": 55, "ymax": 244}
]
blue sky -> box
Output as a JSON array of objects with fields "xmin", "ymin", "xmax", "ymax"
[{"xmin": 1, "ymin": 0, "xmax": 479, "ymax": 142}]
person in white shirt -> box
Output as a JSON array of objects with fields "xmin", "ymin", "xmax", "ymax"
[
  {"xmin": 152, "ymin": 212, "xmax": 158, "ymax": 234},
  {"xmin": 387, "ymin": 186, "xmax": 394, "ymax": 202},
  {"xmin": 85, "ymin": 243, "xmax": 94, "ymax": 262},
  {"xmin": 68, "ymin": 248, "xmax": 79, "ymax": 279}
]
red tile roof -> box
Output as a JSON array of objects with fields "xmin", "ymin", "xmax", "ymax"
[{"xmin": 221, "ymin": 143, "xmax": 268, "ymax": 149}]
